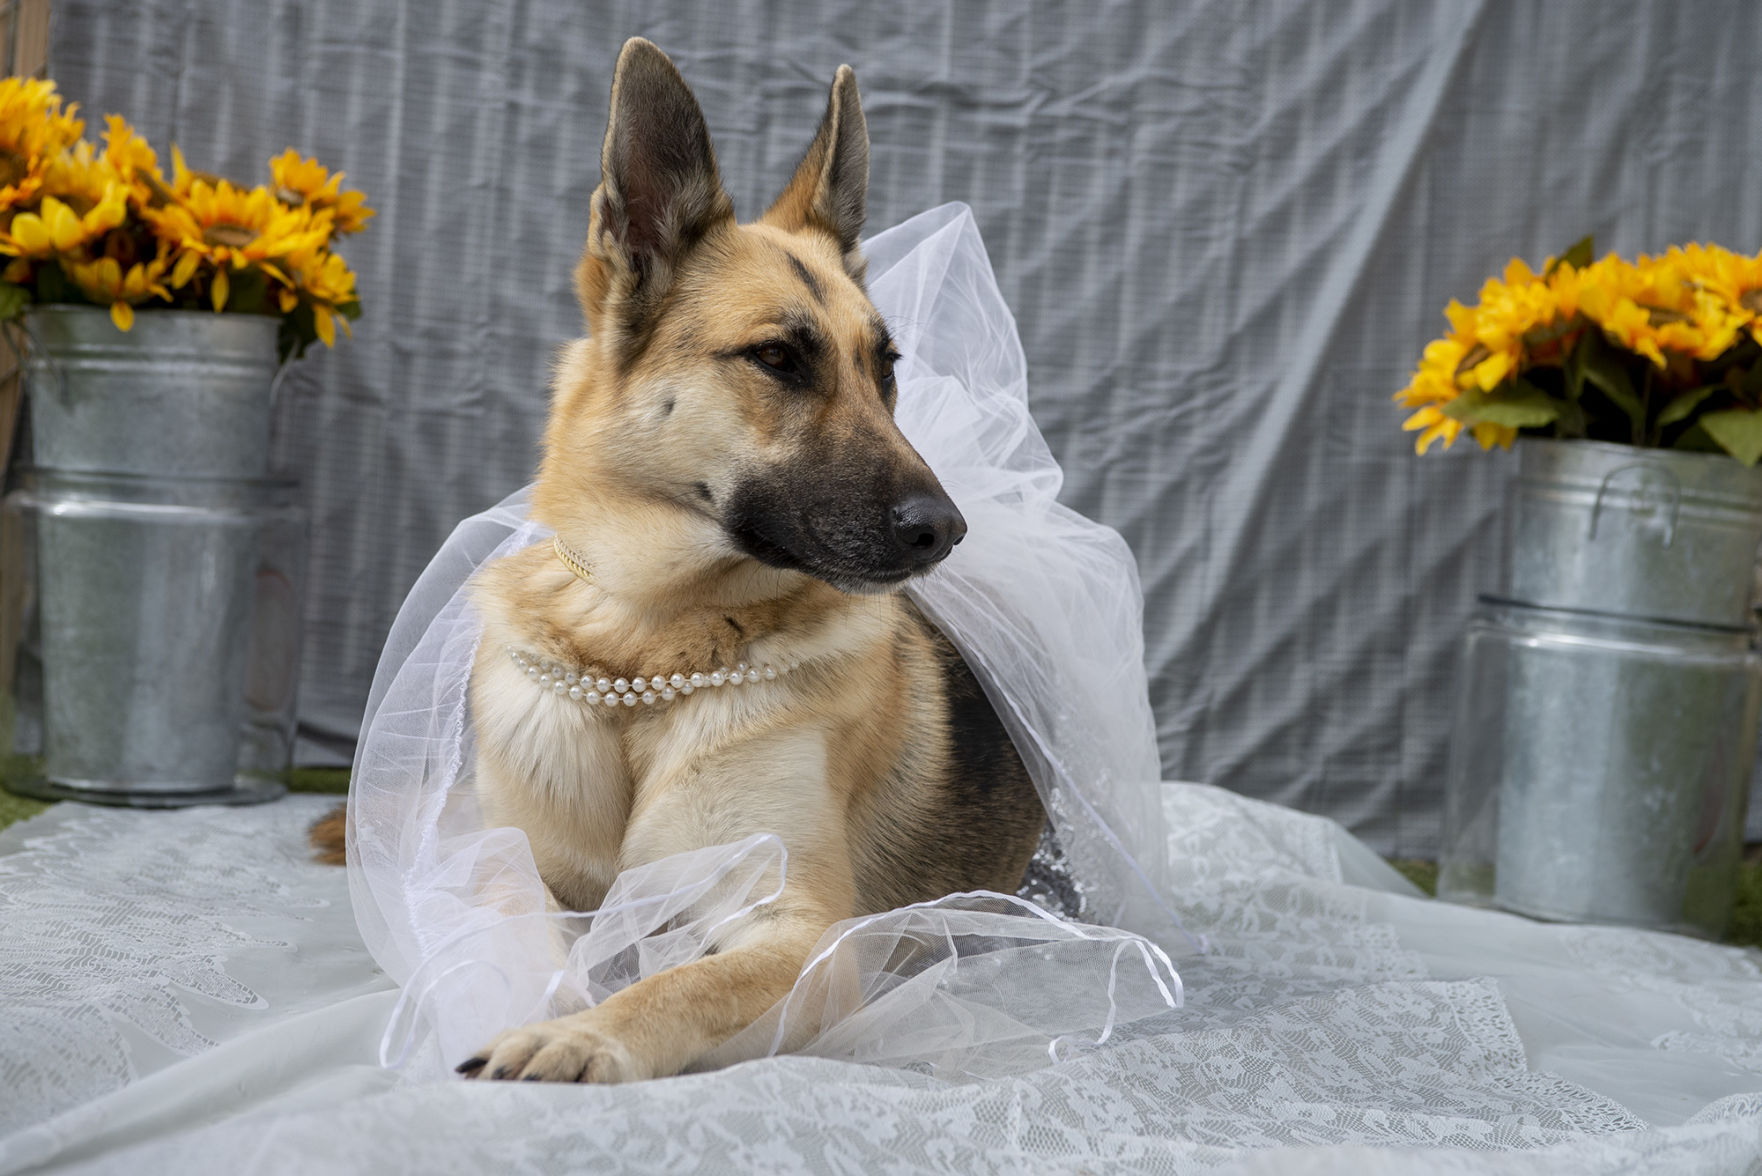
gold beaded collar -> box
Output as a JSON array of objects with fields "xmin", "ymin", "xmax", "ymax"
[{"xmin": 553, "ymin": 536, "xmax": 594, "ymax": 584}]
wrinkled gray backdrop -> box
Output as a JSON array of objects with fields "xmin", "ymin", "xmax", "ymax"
[{"xmin": 55, "ymin": 1, "xmax": 1762, "ymax": 854}]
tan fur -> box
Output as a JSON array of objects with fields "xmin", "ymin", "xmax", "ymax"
[
  {"xmin": 375, "ymin": 39, "xmax": 1042, "ymax": 1084},
  {"xmin": 309, "ymin": 802, "xmax": 347, "ymax": 866}
]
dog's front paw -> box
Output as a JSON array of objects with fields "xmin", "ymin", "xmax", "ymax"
[{"xmin": 456, "ymin": 1016, "xmax": 647, "ymax": 1084}]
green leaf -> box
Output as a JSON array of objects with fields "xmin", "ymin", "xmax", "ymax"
[
  {"xmin": 225, "ymin": 267, "xmax": 270, "ymax": 316},
  {"xmin": 1552, "ymin": 396, "xmax": 1588, "ymax": 437},
  {"xmin": 1673, "ymin": 422, "xmax": 1725, "ymax": 454},
  {"xmin": 1657, "ymin": 385, "xmax": 1719, "ymax": 427},
  {"xmin": 1700, "ymin": 408, "xmax": 1762, "ymax": 466},
  {"xmin": 1739, "ymin": 362, "xmax": 1762, "ymax": 404},
  {"xmin": 1576, "ymin": 330, "xmax": 1646, "ymax": 440},
  {"xmin": 278, "ymin": 302, "xmax": 318, "ymax": 362},
  {"xmin": 0, "ymin": 282, "xmax": 30, "ymax": 322},
  {"xmin": 1440, "ymin": 378, "xmax": 1562, "ymax": 428},
  {"xmin": 36, "ymin": 263, "xmax": 69, "ymax": 305},
  {"xmin": 1520, "ymin": 314, "xmax": 1584, "ymax": 349},
  {"xmin": 334, "ymin": 299, "xmax": 362, "ymax": 321},
  {"xmin": 1547, "ymin": 235, "xmax": 1595, "ymax": 276}
]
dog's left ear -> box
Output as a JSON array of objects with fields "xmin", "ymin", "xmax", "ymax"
[
  {"xmin": 763, "ymin": 65, "xmax": 869, "ymax": 278},
  {"xmin": 579, "ymin": 38, "xmax": 735, "ymax": 339}
]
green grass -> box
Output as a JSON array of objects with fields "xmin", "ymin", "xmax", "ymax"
[
  {"xmin": 1389, "ymin": 858, "xmax": 1439, "ymax": 896},
  {"xmin": 287, "ymin": 767, "xmax": 350, "ymax": 795},
  {"xmin": 0, "ymin": 762, "xmax": 350, "ymax": 834},
  {"xmin": 1387, "ymin": 855, "xmax": 1762, "ymax": 950},
  {"xmin": 0, "ymin": 786, "xmax": 49, "ymax": 829}
]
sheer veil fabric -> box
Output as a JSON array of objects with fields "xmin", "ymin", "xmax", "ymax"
[{"xmin": 346, "ymin": 205, "xmax": 1191, "ymax": 1081}]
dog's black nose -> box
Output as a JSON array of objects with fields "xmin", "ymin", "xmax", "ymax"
[{"xmin": 890, "ymin": 493, "xmax": 967, "ymax": 566}]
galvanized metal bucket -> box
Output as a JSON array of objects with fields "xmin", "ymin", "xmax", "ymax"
[
  {"xmin": 1508, "ymin": 438, "xmax": 1762, "ymax": 627},
  {"xmin": 1439, "ymin": 599, "xmax": 1759, "ymax": 938},
  {"xmin": 0, "ymin": 470, "xmax": 297, "ymax": 806},
  {"xmin": 22, "ymin": 305, "xmax": 283, "ymax": 478}
]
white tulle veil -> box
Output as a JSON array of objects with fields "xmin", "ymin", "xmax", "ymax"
[{"xmin": 346, "ymin": 204, "xmax": 1191, "ymax": 1082}]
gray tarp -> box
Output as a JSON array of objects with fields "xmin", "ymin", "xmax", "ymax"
[{"xmin": 53, "ymin": 1, "xmax": 1762, "ymax": 855}]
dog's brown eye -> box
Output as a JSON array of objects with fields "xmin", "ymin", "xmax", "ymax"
[{"xmin": 754, "ymin": 343, "xmax": 795, "ymax": 372}]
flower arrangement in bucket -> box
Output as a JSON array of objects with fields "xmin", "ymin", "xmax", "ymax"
[
  {"xmin": 1395, "ymin": 238, "xmax": 1762, "ymax": 461},
  {"xmin": 0, "ymin": 76, "xmax": 369, "ymax": 354},
  {"xmin": 1404, "ymin": 238, "xmax": 1762, "ymax": 939},
  {"xmin": 0, "ymin": 77, "xmax": 371, "ymax": 808}
]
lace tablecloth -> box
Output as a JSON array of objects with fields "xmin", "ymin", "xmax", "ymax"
[{"xmin": 3, "ymin": 789, "xmax": 1760, "ymax": 1174}]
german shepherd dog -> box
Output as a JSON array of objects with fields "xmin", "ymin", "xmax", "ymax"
[{"xmin": 315, "ymin": 38, "xmax": 1043, "ymax": 1083}]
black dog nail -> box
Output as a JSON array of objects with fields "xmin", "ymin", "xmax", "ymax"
[
  {"xmin": 455, "ymin": 1057, "xmax": 486, "ymax": 1075},
  {"xmin": 490, "ymin": 1065, "xmax": 514, "ymax": 1080}
]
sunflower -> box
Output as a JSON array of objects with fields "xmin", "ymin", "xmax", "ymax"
[
  {"xmin": 1391, "ymin": 257, "xmax": 1564, "ymax": 453},
  {"xmin": 146, "ymin": 167, "xmax": 328, "ymax": 309},
  {"xmin": 1662, "ymin": 243, "xmax": 1762, "ymax": 349},
  {"xmin": 268, "ymin": 147, "xmax": 374, "ymax": 236},
  {"xmin": 99, "ymin": 115, "xmax": 165, "ymax": 206},
  {"xmin": 65, "ymin": 248, "xmax": 173, "ymax": 331},
  {"xmin": 0, "ymin": 160, "xmax": 129, "ymax": 256},
  {"xmin": 0, "ymin": 76, "xmax": 84, "ymax": 213},
  {"xmin": 280, "ymin": 241, "xmax": 358, "ymax": 344}
]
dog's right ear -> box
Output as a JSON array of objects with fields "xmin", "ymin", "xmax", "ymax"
[{"xmin": 577, "ymin": 38, "xmax": 733, "ymax": 343}]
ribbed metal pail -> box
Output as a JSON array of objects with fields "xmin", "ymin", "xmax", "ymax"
[
  {"xmin": 8, "ymin": 470, "xmax": 286, "ymax": 798},
  {"xmin": 23, "ymin": 306, "xmax": 281, "ymax": 478},
  {"xmin": 1509, "ymin": 439, "xmax": 1762, "ymax": 627},
  {"xmin": 1443, "ymin": 599, "xmax": 1760, "ymax": 938}
]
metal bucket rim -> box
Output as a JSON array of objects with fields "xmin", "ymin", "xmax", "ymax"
[
  {"xmin": 1516, "ymin": 436, "xmax": 1762, "ymax": 497},
  {"xmin": 7, "ymin": 468, "xmax": 303, "ymax": 515},
  {"xmin": 1475, "ymin": 594, "xmax": 1757, "ymax": 640},
  {"xmin": 22, "ymin": 303, "xmax": 283, "ymax": 329}
]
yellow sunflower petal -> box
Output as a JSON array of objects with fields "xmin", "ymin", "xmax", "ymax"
[
  {"xmin": 211, "ymin": 265, "xmax": 229, "ymax": 311},
  {"xmin": 1472, "ymin": 350, "xmax": 1513, "ymax": 391},
  {"xmin": 1402, "ymin": 406, "xmax": 1444, "ymax": 432},
  {"xmin": 1471, "ymin": 422, "xmax": 1517, "ymax": 451},
  {"xmin": 314, "ymin": 304, "xmax": 335, "ymax": 346},
  {"xmin": 171, "ymin": 250, "xmax": 201, "ymax": 288},
  {"xmin": 44, "ymin": 198, "xmax": 82, "ymax": 251},
  {"xmin": 9, "ymin": 211, "xmax": 47, "ymax": 253},
  {"xmin": 110, "ymin": 300, "xmax": 134, "ymax": 331}
]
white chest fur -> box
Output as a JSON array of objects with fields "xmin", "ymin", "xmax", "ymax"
[
  {"xmin": 470, "ymin": 639, "xmax": 838, "ymax": 913},
  {"xmin": 471, "ymin": 648, "xmax": 633, "ymax": 910}
]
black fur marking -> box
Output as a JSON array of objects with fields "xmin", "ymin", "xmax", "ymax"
[
  {"xmin": 725, "ymin": 616, "xmax": 745, "ymax": 637},
  {"xmin": 660, "ymin": 397, "xmax": 675, "ymax": 417},
  {"xmin": 923, "ymin": 613, "xmax": 1042, "ymax": 878},
  {"xmin": 785, "ymin": 251, "xmax": 825, "ymax": 303},
  {"xmin": 694, "ymin": 481, "xmax": 714, "ymax": 503}
]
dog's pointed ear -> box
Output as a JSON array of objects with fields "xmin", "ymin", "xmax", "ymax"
[
  {"xmin": 762, "ymin": 65, "xmax": 868, "ymax": 278},
  {"xmin": 579, "ymin": 39, "xmax": 733, "ymax": 334}
]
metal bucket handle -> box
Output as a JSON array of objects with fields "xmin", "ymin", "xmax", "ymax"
[
  {"xmin": 266, "ymin": 349, "xmax": 299, "ymax": 416},
  {"xmin": 1589, "ymin": 460, "xmax": 1682, "ymax": 548},
  {"xmin": 4, "ymin": 315, "xmax": 66, "ymax": 404}
]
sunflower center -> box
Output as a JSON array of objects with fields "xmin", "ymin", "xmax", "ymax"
[
  {"xmin": 274, "ymin": 186, "xmax": 304, "ymax": 205},
  {"xmin": 0, "ymin": 148, "xmax": 27, "ymax": 187},
  {"xmin": 203, "ymin": 223, "xmax": 257, "ymax": 250},
  {"xmin": 1741, "ymin": 290, "xmax": 1762, "ymax": 315}
]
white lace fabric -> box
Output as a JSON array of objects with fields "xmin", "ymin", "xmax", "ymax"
[{"xmin": 4, "ymin": 786, "xmax": 1762, "ymax": 1174}]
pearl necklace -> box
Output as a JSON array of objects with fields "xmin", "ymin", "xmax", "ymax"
[
  {"xmin": 531, "ymin": 535, "xmax": 799, "ymax": 710},
  {"xmin": 506, "ymin": 646, "xmax": 801, "ymax": 710}
]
